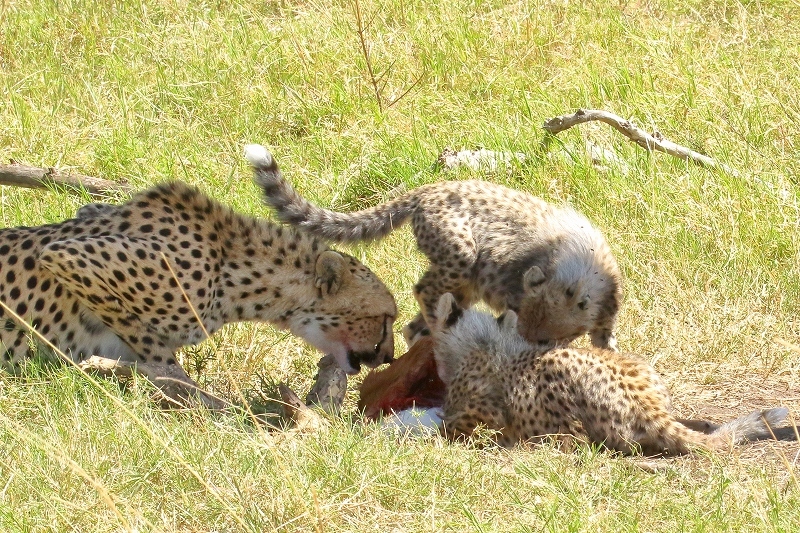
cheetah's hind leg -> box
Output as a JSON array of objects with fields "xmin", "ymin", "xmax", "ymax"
[
  {"xmin": 401, "ymin": 313, "xmax": 430, "ymax": 347},
  {"xmin": 409, "ymin": 266, "xmax": 478, "ymax": 347},
  {"xmin": 39, "ymin": 236, "xmax": 228, "ymax": 410},
  {"xmin": 78, "ymin": 355, "xmax": 231, "ymax": 410}
]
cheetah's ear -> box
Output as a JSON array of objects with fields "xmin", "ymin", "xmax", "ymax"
[
  {"xmin": 523, "ymin": 265, "xmax": 546, "ymax": 293},
  {"xmin": 497, "ymin": 310, "xmax": 518, "ymax": 334},
  {"xmin": 434, "ymin": 293, "xmax": 462, "ymax": 332},
  {"xmin": 315, "ymin": 251, "xmax": 351, "ymax": 296}
]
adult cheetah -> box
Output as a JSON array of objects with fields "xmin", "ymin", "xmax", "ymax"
[
  {"xmin": 246, "ymin": 147, "xmax": 620, "ymax": 351},
  {"xmin": 431, "ymin": 293, "xmax": 788, "ymax": 456},
  {"xmin": 0, "ymin": 147, "xmax": 396, "ymax": 408}
]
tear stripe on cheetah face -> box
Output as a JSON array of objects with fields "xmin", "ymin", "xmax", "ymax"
[
  {"xmin": 0, "ymin": 149, "xmax": 396, "ymax": 406},
  {"xmin": 246, "ymin": 143, "xmax": 620, "ymax": 351},
  {"xmin": 431, "ymin": 293, "xmax": 788, "ymax": 456}
]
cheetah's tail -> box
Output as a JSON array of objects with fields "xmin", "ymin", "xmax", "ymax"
[
  {"xmin": 244, "ymin": 144, "xmax": 416, "ymax": 243},
  {"xmin": 707, "ymin": 407, "xmax": 789, "ymax": 446},
  {"xmin": 658, "ymin": 408, "xmax": 788, "ymax": 455}
]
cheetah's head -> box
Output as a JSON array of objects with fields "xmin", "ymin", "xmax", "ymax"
[
  {"xmin": 430, "ymin": 294, "xmax": 526, "ymax": 443},
  {"xmin": 515, "ymin": 265, "xmax": 599, "ymax": 347},
  {"xmin": 289, "ymin": 251, "xmax": 397, "ymax": 375},
  {"xmin": 430, "ymin": 293, "xmax": 529, "ymax": 387}
]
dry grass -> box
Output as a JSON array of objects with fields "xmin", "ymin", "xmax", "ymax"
[{"xmin": 2, "ymin": 0, "xmax": 800, "ymax": 530}]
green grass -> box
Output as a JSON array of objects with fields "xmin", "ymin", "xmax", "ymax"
[{"xmin": 2, "ymin": 0, "xmax": 800, "ymax": 530}]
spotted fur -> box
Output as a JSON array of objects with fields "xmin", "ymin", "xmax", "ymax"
[
  {"xmin": 431, "ymin": 293, "xmax": 788, "ymax": 455},
  {"xmin": 0, "ymin": 148, "xmax": 396, "ymax": 407},
  {"xmin": 246, "ymin": 144, "xmax": 620, "ymax": 351}
]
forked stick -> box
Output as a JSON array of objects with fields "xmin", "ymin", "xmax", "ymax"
[{"xmin": 542, "ymin": 108, "xmax": 738, "ymax": 175}]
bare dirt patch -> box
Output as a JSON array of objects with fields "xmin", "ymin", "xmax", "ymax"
[{"xmin": 664, "ymin": 366, "xmax": 800, "ymax": 464}]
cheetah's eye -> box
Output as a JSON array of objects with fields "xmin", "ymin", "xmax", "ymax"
[{"xmin": 565, "ymin": 288, "xmax": 575, "ymax": 298}]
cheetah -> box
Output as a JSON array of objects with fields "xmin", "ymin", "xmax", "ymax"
[
  {"xmin": 246, "ymin": 150, "xmax": 620, "ymax": 351},
  {"xmin": 431, "ymin": 293, "xmax": 788, "ymax": 456},
  {"xmin": 0, "ymin": 147, "xmax": 396, "ymax": 408}
]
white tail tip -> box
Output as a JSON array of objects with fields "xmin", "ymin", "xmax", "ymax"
[
  {"xmin": 763, "ymin": 407, "xmax": 789, "ymax": 427},
  {"xmin": 244, "ymin": 143, "xmax": 273, "ymax": 168}
]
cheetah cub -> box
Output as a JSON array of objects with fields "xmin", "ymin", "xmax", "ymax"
[
  {"xmin": 431, "ymin": 293, "xmax": 788, "ymax": 456},
  {"xmin": 0, "ymin": 147, "xmax": 396, "ymax": 408},
  {"xmin": 246, "ymin": 150, "xmax": 620, "ymax": 350}
]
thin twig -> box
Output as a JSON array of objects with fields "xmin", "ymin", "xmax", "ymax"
[
  {"xmin": 385, "ymin": 69, "xmax": 426, "ymax": 111},
  {"xmin": 542, "ymin": 108, "xmax": 739, "ymax": 176}
]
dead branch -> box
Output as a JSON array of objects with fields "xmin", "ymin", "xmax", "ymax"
[
  {"xmin": 353, "ymin": 0, "xmax": 383, "ymax": 113},
  {"xmin": 542, "ymin": 109, "xmax": 738, "ymax": 175},
  {"xmin": 0, "ymin": 163, "xmax": 131, "ymax": 197},
  {"xmin": 351, "ymin": 0, "xmax": 423, "ymax": 113}
]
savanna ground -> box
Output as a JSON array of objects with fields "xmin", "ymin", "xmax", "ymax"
[{"xmin": 2, "ymin": 0, "xmax": 800, "ymax": 530}]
